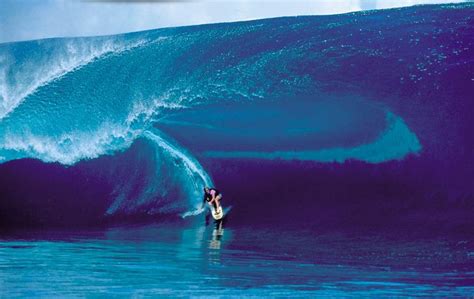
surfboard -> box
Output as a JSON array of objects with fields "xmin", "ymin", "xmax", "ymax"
[
  {"xmin": 210, "ymin": 205, "xmax": 232, "ymax": 221},
  {"xmin": 211, "ymin": 205, "xmax": 224, "ymax": 220}
]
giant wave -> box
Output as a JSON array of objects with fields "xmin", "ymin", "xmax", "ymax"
[{"xmin": 0, "ymin": 3, "xmax": 472, "ymax": 228}]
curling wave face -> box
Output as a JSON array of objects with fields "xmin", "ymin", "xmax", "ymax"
[{"xmin": 0, "ymin": 3, "xmax": 472, "ymax": 223}]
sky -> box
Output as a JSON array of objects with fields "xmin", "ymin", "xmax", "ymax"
[{"xmin": 0, "ymin": 0, "xmax": 470, "ymax": 43}]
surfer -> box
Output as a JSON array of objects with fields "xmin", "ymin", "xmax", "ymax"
[{"xmin": 203, "ymin": 187, "xmax": 222, "ymax": 212}]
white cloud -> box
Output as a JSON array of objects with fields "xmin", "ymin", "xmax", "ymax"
[
  {"xmin": 0, "ymin": 0, "xmax": 468, "ymax": 43},
  {"xmin": 374, "ymin": 0, "xmax": 465, "ymax": 9}
]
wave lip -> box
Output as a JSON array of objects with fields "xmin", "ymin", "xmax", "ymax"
[{"xmin": 0, "ymin": 37, "xmax": 149, "ymax": 120}]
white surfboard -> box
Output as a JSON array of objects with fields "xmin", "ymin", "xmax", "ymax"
[
  {"xmin": 210, "ymin": 205, "xmax": 232, "ymax": 220},
  {"xmin": 211, "ymin": 205, "xmax": 224, "ymax": 220}
]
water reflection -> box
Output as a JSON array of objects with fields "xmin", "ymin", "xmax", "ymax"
[
  {"xmin": 209, "ymin": 221, "xmax": 224, "ymax": 250},
  {"xmin": 208, "ymin": 221, "xmax": 225, "ymax": 265},
  {"xmin": 0, "ymin": 224, "xmax": 472, "ymax": 297}
]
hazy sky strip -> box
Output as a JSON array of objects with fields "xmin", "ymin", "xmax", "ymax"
[{"xmin": 0, "ymin": 0, "xmax": 470, "ymax": 43}]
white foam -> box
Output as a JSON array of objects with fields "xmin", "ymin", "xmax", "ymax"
[
  {"xmin": 143, "ymin": 130, "xmax": 212, "ymax": 187},
  {"xmin": 126, "ymin": 93, "xmax": 187, "ymax": 128},
  {"xmin": 0, "ymin": 38, "xmax": 149, "ymax": 120},
  {"xmin": 1, "ymin": 122, "xmax": 138, "ymax": 165},
  {"xmin": 0, "ymin": 86, "xmax": 192, "ymax": 166},
  {"xmin": 181, "ymin": 207, "xmax": 206, "ymax": 218},
  {"xmin": 0, "ymin": 54, "xmax": 10, "ymax": 117}
]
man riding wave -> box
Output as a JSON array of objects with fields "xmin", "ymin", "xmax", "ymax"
[{"xmin": 202, "ymin": 187, "xmax": 222, "ymax": 213}]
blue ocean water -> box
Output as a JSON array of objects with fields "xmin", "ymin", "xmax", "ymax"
[
  {"xmin": 0, "ymin": 3, "xmax": 473, "ymax": 296},
  {"xmin": 1, "ymin": 224, "xmax": 473, "ymax": 297}
]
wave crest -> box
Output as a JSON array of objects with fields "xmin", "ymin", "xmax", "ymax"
[{"xmin": 0, "ymin": 37, "xmax": 150, "ymax": 120}]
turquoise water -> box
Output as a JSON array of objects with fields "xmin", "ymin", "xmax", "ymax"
[{"xmin": 1, "ymin": 222, "xmax": 473, "ymax": 297}]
